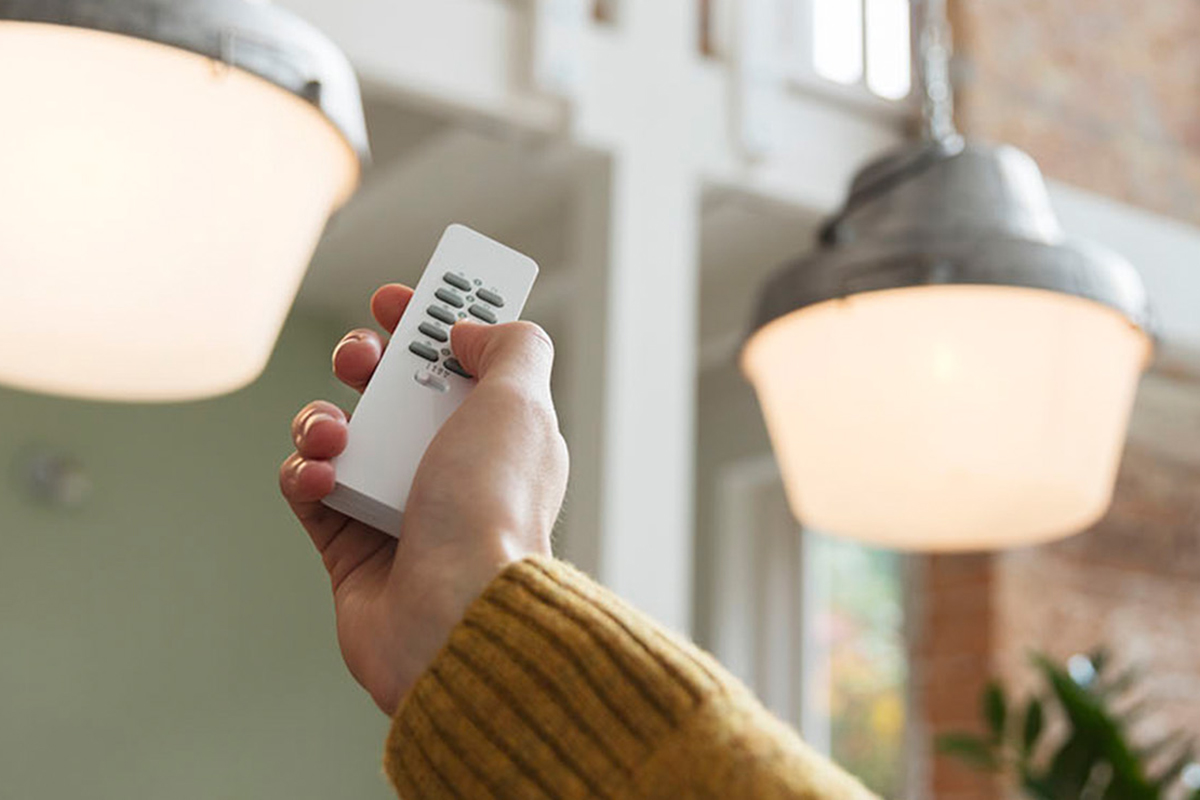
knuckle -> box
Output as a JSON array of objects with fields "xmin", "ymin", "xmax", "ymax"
[{"xmin": 510, "ymin": 321, "xmax": 555, "ymax": 355}]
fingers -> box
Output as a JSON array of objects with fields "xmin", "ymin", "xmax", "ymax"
[
  {"xmin": 331, "ymin": 284, "xmax": 414, "ymax": 393},
  {"xmin": 450, "ymin": 320, "xmax": 555, "ymax": 397},
  {"xmin": 333, "ymin": 329, "xmax": 384, "ymax": 393},
  {"xmin": 290, "ymin": 400, "xmax": 349, "ymax": 459},
  {"xmin": 371, "ymin": 283, "xmax": 414, "ymax": 333},
  {"xmin": 281, "ymin": 400, "xmax": 346, "ymax": 509},
  {"xmin": 281, "ymin": 392, "xmax": 398, "ymax": 595},
  {"xmin": 279, "ymin": 451, "xmax": 338, "ymax": 504},
  {"xmin": 280, "ymin": 449, "xmax": 396, "ymax": 597}
]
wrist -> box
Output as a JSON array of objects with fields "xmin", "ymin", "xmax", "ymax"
[{"xmin": 379, "ymin": 537, "xmax": 540, "ymax": 714}]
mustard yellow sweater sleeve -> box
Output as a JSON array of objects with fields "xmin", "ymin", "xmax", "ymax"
[{"xmin": 385, "ymin": 557, "xmax": 879, "ymax": 800}]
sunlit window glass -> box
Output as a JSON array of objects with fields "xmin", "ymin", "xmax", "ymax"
[
  {"xmin": 866, "ymin": 0, "xmax": 912, "ymax": 99},
  {"xmin": 801, "ymin": 531, "xmax": 907, "ymax": 796},
  {"xmin": 812, "ymin": 0, "xmax": 864, "ymax": 85}
]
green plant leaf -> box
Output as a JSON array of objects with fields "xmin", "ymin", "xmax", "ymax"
[
  {"xmin": 1033, "ymin": 655, "xmax": 1154, "ymax": 794},
  {"xmin": 984, "ymin": 681, "xmax": 1007, "ymax": 742},
  {"xmin": 938, "ymin": 733, "xmax": 1001, "ymax": 772},
  {"xmin": 1044, "ymin": 730, "xmax": 1103, "ymax": 799},
  {"xmin": 1023, "ymin": 697, "xmax": 1045, "ymax": 756},
  {"xmin": 1022, "ymin": 773, "xmax": 1057, "ymax": 800}
]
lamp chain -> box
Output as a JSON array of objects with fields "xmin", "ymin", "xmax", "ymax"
[{"xmin": 918, "ymin": 0, "xmax": 958, "ymax": 142}]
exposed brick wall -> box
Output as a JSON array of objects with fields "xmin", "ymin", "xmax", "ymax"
[
  {"xmin": 909, "ymin": 553, "xmax": 1002, "ymax": 800},
  {"xmin": 950, "ymin": 0, "xmax": 1200, "ymax": 225}
]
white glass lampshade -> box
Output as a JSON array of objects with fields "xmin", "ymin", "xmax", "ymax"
[
  {"xmin": 0, "ymin": 21, "xmax": 360, "ymax": 401},
  {"xmin": 742, "ymin": 285, "xmax": 1151, "ymax": 550}
]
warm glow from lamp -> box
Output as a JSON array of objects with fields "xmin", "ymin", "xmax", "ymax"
[
  {"xmin": 0, "ymin": 22, "xmax": 359, "ymax": 401},
  {"xmin": 742, "ymin": 285, "xmax": 1151, "ymax": 550}
]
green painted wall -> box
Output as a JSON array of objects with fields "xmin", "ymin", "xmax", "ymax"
[{"xmin": 0, "ymin": 311, "xmax": 395, "ymax": 799}]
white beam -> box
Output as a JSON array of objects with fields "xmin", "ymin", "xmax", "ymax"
[
  {"xmin": 559, "ymin": 2, "xmax": 703, "ymax": 634},
  {"xmin": 276, "ymin": 0, "xmax": 562, "ymax": 131},
  {"xmin": 1049, "ymin": 182, "xmax": 1200, "ymax": 354},
  {"xmin": 598, "ymin": 147, "xmax": 700, "ymax": 635},
  {"xmin": 694, "ymin": 65, "xmax": 906, "ymax": 213},
  {"xmin": 557, "ymin": 160, "xmax": 610, "ymax": 576}
]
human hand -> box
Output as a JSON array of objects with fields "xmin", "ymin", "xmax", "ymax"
[{"xmin": 279, "ymin": 284, "xmax": 568, "ymax": 714}]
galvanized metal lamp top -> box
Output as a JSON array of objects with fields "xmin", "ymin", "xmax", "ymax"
[
  {"xmin": 747, "ymin": 138, "xmax": 1153, "ymax": 341},
  {"xmin": 0, "ymin": 0, "xmax": 369, "ymax": 165}
]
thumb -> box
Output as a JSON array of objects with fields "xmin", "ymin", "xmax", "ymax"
[{"xmin": 450, "ymin": 320, "xmax": 555, "ymax": 390}]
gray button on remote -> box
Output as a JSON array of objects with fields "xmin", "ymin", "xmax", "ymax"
[
  {"xmin": 476, "ymin": 288, "xmax": 505, "ymax": 307},
  {"xmin": 409, "ymin": 342, "xmax": 438, "ymax": 361},
  {"xmin": 427, "ymin": 305, "xmax": 456, "ymax": 325},
  {"xmin": 435, "ymin": 288, "xmax": 464, "ymax": 308},
  {"xmin": 468, "ymin": 304, "xmax": 497, "ymax": 323},
  {"xmin": 444, "ymin": 358, "xmax": 472, "ymax": 378},
  {"xmin": 443, "ymin": 272, "xmax": 471, "ymax": 291},
  {"xmin": 418, "ymin": 322, "xmax": 448, "ymax": 342}
]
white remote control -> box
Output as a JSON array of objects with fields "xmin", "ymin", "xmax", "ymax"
[{"xmin": 322, "ymin": 224, "xmax": 539, "ymax": 536}]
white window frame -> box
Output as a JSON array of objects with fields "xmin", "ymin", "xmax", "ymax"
[
  {"xmin": 707, "ymin": 0, "xmax": 914, "ymax": 123},
  {"xmin": 710, "ymin": 453, "xmax": 911, "ymax": 781}
]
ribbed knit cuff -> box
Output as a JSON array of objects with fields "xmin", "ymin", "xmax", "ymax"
[{"xmin": 384, "ymin": 556, "xmax": 726, "ymax": 799}]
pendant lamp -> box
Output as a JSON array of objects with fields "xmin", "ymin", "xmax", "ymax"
[
  {"xmin": 0, "ymin": 0, "xmax": 367, "ymax": 402},
  {"xmin": 740, "ymin": 0, "xmax": 1153, "ymax": 551}
]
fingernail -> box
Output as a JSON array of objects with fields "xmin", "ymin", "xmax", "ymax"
[
  {"xmin": 302, "ymin": 412, "xmax": 334, "ymax": 439},
  {"xmin": 291, "ymin": 459, "xmax": 310, "ymax": 489}
]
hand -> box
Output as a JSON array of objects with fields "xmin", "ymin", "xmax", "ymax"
[{"xmin": 279, "ymin": 284, "xmax": 568, "ymax": 714}]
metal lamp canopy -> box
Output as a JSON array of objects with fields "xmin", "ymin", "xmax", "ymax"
[
  {"xmin": 750, "ymin": 137, "xmax": 1150, "ymax": 334},
  {"xmin": 0, "ymin": 0, "xmax": 369, "ymax": 163},
  {"xmin": 740, "ymin": 1, "xmax": 1153, "ymax": 550}
]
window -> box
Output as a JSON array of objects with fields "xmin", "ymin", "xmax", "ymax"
[
  {"xmin": 703, "ymin": 0, "xmax": 913, "ymax": 102},
  {"xmin": 711, "ymin": 457, "xmax": 908, "ymax": 797},
  {"xmin": 800, "ymin": 532, "xmax": 907, "ymax": 794},
  {"xmin": 804, "ymin": 0, "xmax": 912, "ymax": 100}
]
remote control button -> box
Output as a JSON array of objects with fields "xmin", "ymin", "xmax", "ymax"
[
  {"xmin": 427, "ymin": 305, "xmax": 456, "ymax": 325},
  {"xmin": 476, "ymin": 288, "xmax": 505, "ymax": 308},
  {"xmin": 414, "ymin": 370, "xmax": 449, "ymax": 392},
  {"xmin": 418, "ymin": 322, "xmax": 448, "ymax": 342},
  {"xmin": 408, "ymin": 341, "xmax": 439, "ymax": 362},
  {"xmin": 468, "ymin": 304, "xmax": 497, "ymax": 324},
  {"xmin": 444, "ymin": 358, "xmax": 473, "ymax": 379},
  {"xmin": 435, "ymin": 288, "xmax": 464, "ymax": 308},
  {"xmin": 443, "ymin": 272, "xmax": 471, "ymax": 291}
]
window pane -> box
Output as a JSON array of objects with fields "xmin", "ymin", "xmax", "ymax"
[
  {"xmin": 812, "ymin": 0, "xmax": 864, "ymax": 85},
  {"xmin": 865, "ymin": 0, "xmax": 912, "ymax": 99},
  {"xmin": 802, "ymin": 531, "xmax": 907, "ymax": 796}
]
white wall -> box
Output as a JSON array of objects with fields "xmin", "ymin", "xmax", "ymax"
[{"xmin": 0, "ymin": 312, "xmax": 394, "ymax": 800}]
